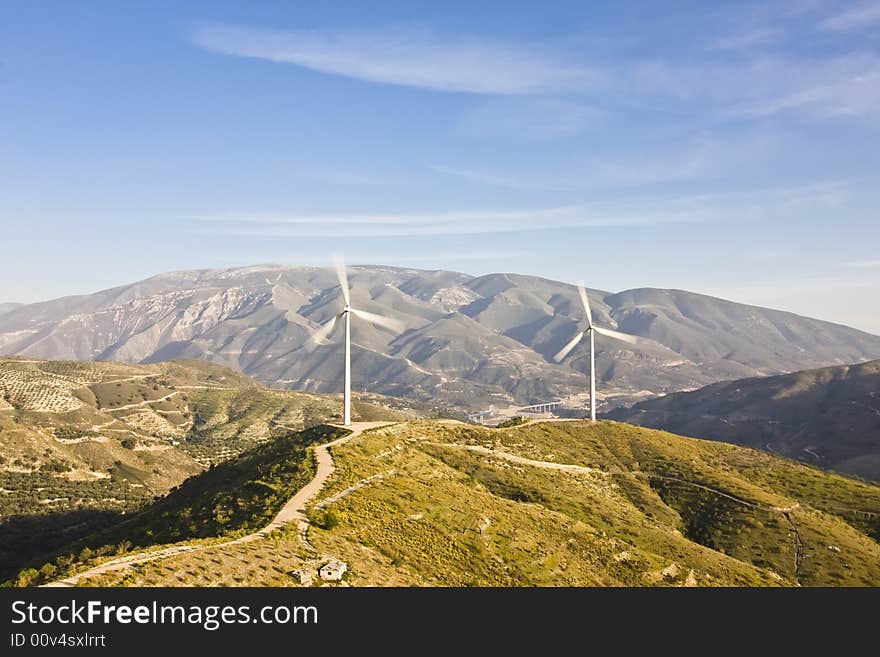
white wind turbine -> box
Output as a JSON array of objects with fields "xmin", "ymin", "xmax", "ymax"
[
  {"xmin": 554, "ymin": 281, "xmax": 640, "ymax": 422},
  {"xmin": 307, "ymin": 256, "xmax": 404, "ymax": 426}
]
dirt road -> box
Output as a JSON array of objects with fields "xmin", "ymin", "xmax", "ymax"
[
  {"xmin": 44, "ymin": 422, "xmax": 389, "ymax": 587},
  {"xmin": 429, "ymin": 442, "xmax": 603, "ymax": 475}
]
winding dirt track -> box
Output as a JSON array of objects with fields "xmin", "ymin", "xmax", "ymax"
[
  {"xmin": 44, "ymin": 422, "xmax": 389, "ymax": 587},
  {"xmin": 427, "ymin": 442, "xmax": 603, "ymax": 475}
]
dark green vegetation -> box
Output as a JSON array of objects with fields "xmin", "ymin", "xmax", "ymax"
[
  {"xmin": 609, "ymin": 359, "xmax": 880, "ymax": 482},
  {"xmin": 0, "ymin": 357, "xmax": 416, "ymax": 581},
  {"xmin": 496, "ymin": 416, "xmax": 528, "ymax": 428}
]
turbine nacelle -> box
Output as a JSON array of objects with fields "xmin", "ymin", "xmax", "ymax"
[
  {"xmin": 305, "ymin": 255, "xmax": 404, "ymax": 425},
  {"xmin": 553, "ymin": 282, "xmax": 641, "ymax": 362},
  {"xmin": 553, "ymin": 280, "xmax": 642, "ymax": 422}
]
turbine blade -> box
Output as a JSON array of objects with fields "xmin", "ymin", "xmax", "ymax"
[
  {"xmin": 306, "ymin": 314, "xmax": 338, "ymax": 348},
  {"xmin": 350, "ymin": 307, "xmax": 405, "ymax": 333},
  {"xmin": 333, "ymin": 254, "xmax": 350, "ymax": 306},
  {"xmin": 554, "ymin": 331, "xmax": 584, "ymax": 362},
  {"xmin": 593, "ymin": 326, "xmax": 640, "ymax": 344},
  {"xmin": 576, "ymin": 281, "xmax": 593, "ymax": 327}
]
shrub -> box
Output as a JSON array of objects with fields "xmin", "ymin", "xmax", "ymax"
[
  {"xmin": 308, "ymin": 508, "xmax": 339, "ymax": 530},
  {"xmin": 38, "ymin": 563, "xmax": 56, "ymax": 580},
  {"xmin": 15, "ymin": 568, "xmax": 39, "ymax": 587}
]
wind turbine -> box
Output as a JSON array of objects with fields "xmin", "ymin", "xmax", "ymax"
[
  {"xmin": 307, "ymin": 256, "xmax": 404, "ymax": 426},
  {"xmin": 554, "ymin": 281, "xmax": 640, "ymax": 422}
]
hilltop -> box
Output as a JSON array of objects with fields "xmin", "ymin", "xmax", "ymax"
[
  {"xmin": 608, "ymin": 360, "xmax": 880, "ymax": 481},
  {"xmin": 18, "ymin": 419, "xmax": 880, "ymax": 587},
  {"xmin": 1, "ymin": 265, "xmax": 878, "ymax": 413},
  {"xmin": 0, "ymin": 357, "xmax": 416, "ymax": 579}
]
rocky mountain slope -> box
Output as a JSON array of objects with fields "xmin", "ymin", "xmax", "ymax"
[
  {"xmin": 609, "ymin": 360, "xmax": 880, "ymax": 482},
  {"xmin": 16, "ymin": 420, "xmax": 880, "ymax": 587},
  {"xmin": 2, "ymin": 265, "xmax": 879, "ymax": 412},
  {"xmin": 0, "ymin": 303, "xmax": 22, "ymax": 317}
]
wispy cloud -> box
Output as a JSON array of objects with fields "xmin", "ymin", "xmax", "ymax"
[
  {"xmin": 724, "ymin": 55, "xmax": 880, "ymax": 118},
  {"xmin": 453, "ymin": 99, "xmax": 605, "ymax": 140},
  {"xmin": 191, "ymin": 21, "xmax": 880, "ymax": 121},
  {"xmin": 191, "ymin": 204, "xmax": 696, "ymax": 238},
  {"xmin": 431, "ymin": 155, "xmax": 703, "ymax": 191},
  {"xmin": 840, "ymin": 259, "xmax": 880, "ymax": 269},
  {"xmin": 190, "ymin": 24, "xmax": 596, "ymax": 94},
  {"xmin": 433, "ymin": 132, "xmax": 779, "ymax": 191},
  {"xmin": 429, "ymin": 165, "xmax": 578, "ymax": 192},
  {"xmin": 292, "ymin": 169, "xmax": 395, "ymax": 186},
  {"xmin": 821, "ymin": 3, "xmax": 880, "ymax": 31},
  {"xmin": 212, "ymin": 250, "xmax": 523, "ymax": 267},
  {"xmin": 191, "ymin": 179, "xmax": 864, "ymax": 238},
  {"xmin": 709, "ymin": 27, "xmax": 781, "ymax": 51}
]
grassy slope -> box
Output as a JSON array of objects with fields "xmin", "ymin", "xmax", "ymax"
[
  {"xmin": 6, "ymin": 425, "xmax": 347, "ymax": 585},
  {"xmin": 81, "ymin": 424, "xmax": 347, "ymax": 547},
  {"xmin": 607, "ymin": 359, "xmax": 880, "ymax": 482},
  {"xmin": 309, "ymin": 421, "xmax": 879, "ymax": 586},
  {"xmin": 48, "ymin": 420, "xmax": 880, "ymax": 587},
  {"xmin": 0, "ymin": 357, "xmax": 414, "ymax": 581}
]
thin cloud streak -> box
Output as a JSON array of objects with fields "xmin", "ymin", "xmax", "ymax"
[
  {"xmin": 213, "ymin": 250, "xmax": 523, "ymax": 266},
  {"xmin": 821, "ymin": 3, "xmax": 880, "ymax": 31},
  {"xmin": 840, "ymin": 259, "xmax": 880, "ymax": 269},
  {"xmin": 191, "ymin": 207, "xmax": 699, "ymax": 238},
  {"xmin": 190, "ymin": 178, "xmax": 866, "ymax": 238},
  {"xmin": 191, "ymin": 24, "xmax": 596, "ymax": 94},
  {"xmin": 725, "ymin": 56, "xmax": 880, "ymax": 118},
  {"xmin": 429, "ymin": 165, "xmax": 579, "ymax": 192},
  {"xmin": 708, "ymin": 27, "xmax": 781, "ymax": 51},
  {"xmin": 192, "ymin": 23, "xmax": 880, "ymax": 118},
  {"xmin": 453, "ymin": 98, "xmax": 606, "ymax": 140}
]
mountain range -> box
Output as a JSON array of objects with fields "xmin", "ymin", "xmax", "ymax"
[
  {"xmin": 609, "ymin": 359, "xmax": 880, "ymax": 482},
  {"xmin": 2, "ymin": 265, "xmax": 879, "ymax": 412}
]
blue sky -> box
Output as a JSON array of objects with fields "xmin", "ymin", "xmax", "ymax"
[{"xmin": 1, "ymin": 0, "xmax": 879, "ymax": 332}]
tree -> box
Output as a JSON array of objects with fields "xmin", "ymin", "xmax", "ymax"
[
  {"xmin": 38, "ymin": 563, "xmax": 57, "ymax": 581},
  {"xmin": 16, "ymin": 568, "xmax": 39, "ymax": 587}
]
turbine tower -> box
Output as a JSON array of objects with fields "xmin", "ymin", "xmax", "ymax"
[
  {"xmin": 307, "ymin": 256, "xmax": 404, "ymax": 425},
  {"xmin": 554, "ymin": 281, "xmax": 640, "ymax": 422}
]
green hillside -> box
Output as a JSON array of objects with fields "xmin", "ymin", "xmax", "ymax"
[
  {"xmin": 608, "ymin": 359, "xmax": 880, "ymax": 481},
  {"xmin": 0, "ymin": 357, "xmax": 417, "ymax": 580},
  {"xmin": 22, "ymin": 419, "xmax": 880, "ymax": 587},
  {"xmin": 78, "ymin": 424, "xmax": 345, "ymax": 549}
]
